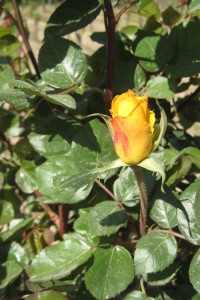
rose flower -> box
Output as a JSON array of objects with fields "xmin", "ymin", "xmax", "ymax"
[{"xmin": 109, "ymin": 89, "xmax": 155, "ymax": 165}]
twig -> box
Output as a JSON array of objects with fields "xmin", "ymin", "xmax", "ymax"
[
  {"xmin": 148, "ymin": 228, "xmax": 186, "ymax": 240},
  {"xmin": 95, "ymin": 179, "xmax": 123, "ymax": 208},
  {"xmin": 34, "ymin": 190, "xmax": 60, "ymax": 230},
  {"xmin": 115, "ymin": 0, "xmax": 139, "ymax": 24},
  {"xmin": 11, "ymin": 0, "xmax": 41, "ymax": 78},
  {"xmin": 58, "ymin": 204, "xmax": 69, "ymax": 238},
  {"xmin": 134, "ymin": 166, "xmax": 148, "ymax": 236},
  {"xmin": 104, "ymin": 0, "xmax": 116, "ymax": 111}
]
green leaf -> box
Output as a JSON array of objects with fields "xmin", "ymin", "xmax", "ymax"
[
  {"xmin": 150, "ymin": 189, "xmax": 178, "ymax": 229},
  {"xmin": 0, "ymin": 64, "xmax": 14, "ymax": 89},
  {"xmin": 29, "ymin": 234, "xmax": 94, "ymax": 282},
  {"xmin": 74, "ymin": 201, "xmax": 127, "ymax": 237},
  {"xmin": 0, "ymin": 241, "xmax": 29, "ymax": 268},
  {"xmin": 139, "ymin": 0, "xmax": 160, "ymax": 18},
  {"xmin": 26, "ymin": 290, "xmax": 69, "ymax": 300},
  {"xmin": 188, "ymin": 0, "xmax": 200, "ymax": 13},
  {"xmin": 113, "ymin": 167, "xmax": 140, "ymax": 207},
  {"xmin": 134, "ymin": 233, "xmax": 177, "ymax": 274},
  {"xmin": 182, "ymin": 147, "xmax": 200, "ymax": 169},
  {"xmin": 189, "ymin": 249, "xmax": 200, "ymax": 294},
  {"xmin": 15, "ymin": 161, "xmax": 38, "ymax": 194},
  {"xmin": 138, "ymin": 0, "xmax": 154, "ymax": 12},
  {"xmin": 36, "ymin": 157, "xmax": 123, "ymax": 204},
  {"xmin": 0, "ymin": 200, "xmax": 14, "ymax": 225},
  {"xmin": 0, "ymin": 261, "xmax": 23, "ymax": 289},
  {"xmin": 143, "ymin": 263, "xmax": 178, "ymax": 287},
  {"xmin": 177, "ymin": 179, "xmax": 200, "ymax": 245},
  {"xmin": 45, "ymin": 0, "xmax": 102, "ymax": 36},
  {"xmin": 38, "ymin": 37, "xmax": 88, "ymax": 89},
  {"xmin": 146, "ymin": 76, "xmax": 177, "ymax": 100},
  {"xmin": 124, "ymin": 290, "xmax": 155, "ymax": 300},
  {"xmin": 34, "ymin": 119, "xmax": 119, "ymax": 203},
  {"xmin": 1, "ymin": 218, "xmax": 33, "ymax": 243},
  {"xmin": 12, "ymin": 79, "xmax": 76, "ymax": 109},
  {"xmin": 85, "ymin": 246, "xmax": 134, "ymax": 300},
  {"xmin": 166, "ymin": 21, "xmax": 200, "ymax": 78},
  {"xmin": 28, "ymin": 116, "xmax": 73, "ymax": 158},
  {"xmin": 134, "ymin": 31, "xmax": 174, "ymax": 72},
  {"xmin": 0, "ymin": 89, "xmax": 32, "ymax": 109},
  {"xmin": 162, "ymin": 6, "xmax": 182, "ymax": 27},
  {"xmin": 134, "ymin": 64, "xmax": 146, "ymax": 94},
  {"xmin": 0, "ymin": 34, "xmax": 20, "ymax": 56}
]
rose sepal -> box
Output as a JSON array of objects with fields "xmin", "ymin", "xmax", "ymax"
[
  {"xmin": 138, "ymin": 153, "xmax": 165, "ymax": 192},
  {"xmin": 78, "ymin": 113, "xmax": 114, "ymax": 139},
  {"xmin": 151, "ymin": 100, "xmax": 167, "ymax": 152}
]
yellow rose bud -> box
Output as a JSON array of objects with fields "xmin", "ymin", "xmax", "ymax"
[{"xmin": 109, "ymin": 89, "xmax": 155, "ymax": 165}]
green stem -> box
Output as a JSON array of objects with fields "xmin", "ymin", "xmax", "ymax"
[{"xmin": 134, "ymin": 166, "xmax": 148, "ymax": 236}]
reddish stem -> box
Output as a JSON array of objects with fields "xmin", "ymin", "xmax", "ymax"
[
  {"xmin": 11, "ymin": 0, "xmax": 41, "ymax": 78},
  {"xmin": 148, "ymin": 229, "xmax": 186, "ymax": 240},
  {"xmin": 104, "ymin": 0, "xmax": 116, "ymax": 112},
  {"xmin": 95, "ymin": 179, "xmax": 123, "ymax": 209},
  {"xmin": 58, "ymin": 204, "xmax": 69, "ymax": 238}
]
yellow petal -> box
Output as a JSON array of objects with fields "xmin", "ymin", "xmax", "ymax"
[{"xmin": 110, "ymin": 117, "xmax": 153, "ymax": 165}]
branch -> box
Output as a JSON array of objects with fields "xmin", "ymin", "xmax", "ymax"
[
  {"xmin": 148, "ymin": 228, "xmax": 186, "ymax": 240},
  {"xmin": 104, "ymin": 0, "xmax": 116, "ymax": 112},
  {"xmin": 115, "ymin": 0, "xmax": 139, "ymax": 24},
  {"xmin": 95, "ymin": 179, "xmax": 123, "ymax": 208},
  {"xmin": 11, "ymin": 0, "xmax": 41, "ymax": 78}
]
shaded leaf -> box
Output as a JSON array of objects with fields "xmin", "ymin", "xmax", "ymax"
[
  {"xmin": 0, "ymin": 261, "xmax": 22, "ymax": 289},
  {"xmin": 0, "ymin": 200, "xmax": 14, "ymax": 225},
  {"xmin": 39, "ymin": 37, "xmax": 88, "ymax": 89},
  {"xmin": 166, "ymin": 21, "xmax": 200, "ymax": 78},
  {"xmin": 133, "ymin": 31, "xmax": 174, "ymax": 72},
  {"xmin": 45, "ymin": 0, "xmax": 102, "ymax": 36},
  {"xmin": 146, "ymin": 76, "xmax": 177, "ymax": 100},
  {"xmin": 143, "ymin": 263, "xmax": 179, "ymax": 286},
  {"xmin": 74, "ymin": 201, "xmax": 127, "ymax": 237},
  {"xmin": 113, "ymin": 167, "xmax": 140, "ymax": 207}
]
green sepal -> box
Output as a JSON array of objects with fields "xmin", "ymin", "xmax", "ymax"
[
  {"xmin": 152, "ymin": 100, "xmax": 167, "ymax": 152},
  {"xmin": 138, "ymin": 156, "xmax": 166, "ymax": 191}
]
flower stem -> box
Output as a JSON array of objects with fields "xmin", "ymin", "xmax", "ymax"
[
  {"xmin": 103, "ymin": 0, "xmax": 116, "ymax": 112},
  {"xmin": 134, "ymin": 166, "xmax": 148, "ymax": 236}
]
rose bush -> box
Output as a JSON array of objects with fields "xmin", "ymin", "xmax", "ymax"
[{"xmin": 109, "ymin": 89, "xmax": 155, "ymax": 165}]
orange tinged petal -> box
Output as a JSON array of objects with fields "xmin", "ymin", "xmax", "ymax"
[{"xmin": 110, "ymin": 117, "xmax": 153, "ymax": 165}]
